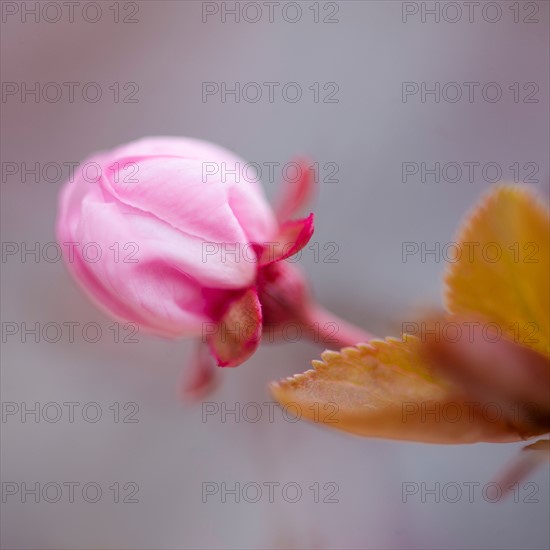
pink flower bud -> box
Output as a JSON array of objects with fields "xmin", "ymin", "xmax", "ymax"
[
  {"xmin": 57, "ymin": 137, "xmax": 278, "ymax": 340},
  {"xmin": 57, "ymin": 136, "xmax": 372, "ymax": 393}
]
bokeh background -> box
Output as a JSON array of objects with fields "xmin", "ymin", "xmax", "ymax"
[{"xmin": 1, "ymin": 1, "xmax": 549, "ymax": 549}]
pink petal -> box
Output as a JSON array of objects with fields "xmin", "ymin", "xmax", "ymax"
[
  {"xmin": 259, "ymin": 214, "xmax": 314, "ymax": 266},
  {"xmin": 67, "ymin": 196, "xmax": 256, "ymax": 338},
  {"xmin": 274, "ymin": 158, "xmax": 316, "ymax": 223},
  {"xmin": 228, "ymin": 184, "xmax": 278, "ymax": 245},
  {"xmin": 98, "ymin": 156, "xmax": 250, "ymax": 245},
  {"xmin": 180, "ymin": 342, "xmax": 218, "ymax": 400},
  {"xmin": 98, "ymin": 136, "xmax": 278, "ymax": 246}
]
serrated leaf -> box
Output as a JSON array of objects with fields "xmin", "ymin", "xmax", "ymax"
[
  {"xmin": 271, "ymin": 338, "xmax": 530, "ymax": 443},
  {"xmin": 444, "ymin": 185, "xmax": 550, "ymax": 357}
]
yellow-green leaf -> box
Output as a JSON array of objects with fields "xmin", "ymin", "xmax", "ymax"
[{"xmin": 444, "ymin": 185, "xmax": 550, "ymax": 357}]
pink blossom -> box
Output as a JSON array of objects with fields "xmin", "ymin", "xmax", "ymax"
[{"xmin": 57, "ymin": 136, "xmax": 330, "ymax": 388}]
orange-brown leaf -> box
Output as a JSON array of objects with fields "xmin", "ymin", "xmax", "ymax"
[{"xmin": 271, "ymin": 338, "xmax": 530, "ymax": 443}]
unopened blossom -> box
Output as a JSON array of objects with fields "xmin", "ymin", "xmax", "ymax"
[{"xmin": 57, "ymin": 136, "xmax": 372, "ymax": 396}]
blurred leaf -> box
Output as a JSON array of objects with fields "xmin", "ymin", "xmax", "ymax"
[
  {"xmin": 444, "ymin": 186, "xmax": 550, "ymax": 357},
  {"xmin": 421, "ymin": 315, "xmax": 550, "ymax": 437}
]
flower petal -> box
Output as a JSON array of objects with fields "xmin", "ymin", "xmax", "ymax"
[
  {"xmin": 99, "ymin": 156, "xmax": 250, "ymax": 245},
  {"xmin": 98, "ymin": 136, "xmax": 278, "ymax": 246},
  {"xmin": 180, "ymin": 342, "xmax": 218, "ymax": 400},
  {"xmin": 67, "ymin": 196, "xmax": 257, "ymax": 337},
  {"xmin": 274, "ymin": 158, "xmax": 316, "ymax": 223},
  {"xmin": 260, "ymin": 214, "xmax": 314, "ymax": 265}
]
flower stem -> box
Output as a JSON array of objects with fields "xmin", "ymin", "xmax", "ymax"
[{"xmin": 300, "ymin": 303, "xmax": 377, "ymax": 349}]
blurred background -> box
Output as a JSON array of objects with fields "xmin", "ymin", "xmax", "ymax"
[{"xmin": 1, "ymin": 1, "xmax": 549, "ymax": 548}]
